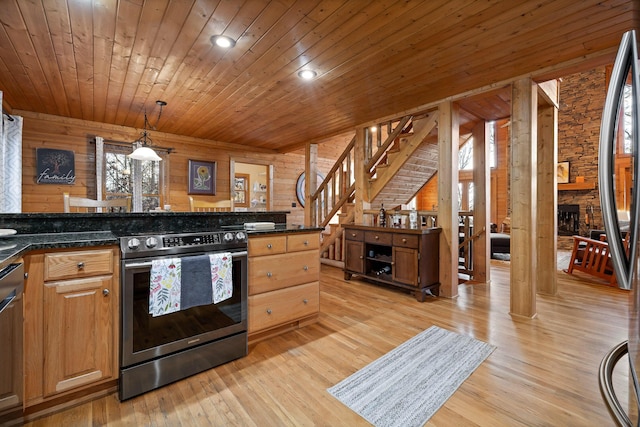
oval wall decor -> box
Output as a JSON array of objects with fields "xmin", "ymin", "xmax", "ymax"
[{"xmin": 296, "ymin": 171, "xmax": 325, "ymax": 207}]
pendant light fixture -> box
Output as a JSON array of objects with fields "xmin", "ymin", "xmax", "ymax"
[{"xmin": 128, "ymin": 100, "xmax": 167, "ymax": 161}]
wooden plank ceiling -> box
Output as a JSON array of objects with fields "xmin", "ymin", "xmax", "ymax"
[{"xmin": 0, "ymin": 0, "xmax": 637, "ymax": 152}]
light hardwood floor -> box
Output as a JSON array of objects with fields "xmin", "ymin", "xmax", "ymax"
[{"xmin": 26, "ymin": 261, "xmax": 634, "ymax": 426}]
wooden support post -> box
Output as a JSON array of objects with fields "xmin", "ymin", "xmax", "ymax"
[
  {"xmin": 536, "ymin": 82, "xmax": 559, "ymax": 295},
  {"xmin": 438, "ymin": 101, "xmax": 459, "ymax": 298},
  {"xmin": 472, "ymin": 120, "xmax": 490, "ymax": 283},
  {"xmin": 305, "ymin": 143, "xmax": 318, "ymax": 227},
  {"xmin": 354, "ymin": 127, "xmax": 370, "ymax": 225},
  {"xmin": 510, "ymin": 78, "xmax": 537, "ymax": 318}
]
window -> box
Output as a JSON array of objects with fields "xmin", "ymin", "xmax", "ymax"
[{"xmin": 104, "ymin": 143, "xmax": 164, "ymax": 211}]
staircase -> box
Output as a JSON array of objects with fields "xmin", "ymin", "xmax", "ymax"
[{"xmin": 311, "ymin": 110, "xmax": 440, "ymax": 267}]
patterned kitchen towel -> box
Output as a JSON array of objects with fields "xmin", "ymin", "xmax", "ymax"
[
  {"xmin": 181, "ymin": 254, "xmax": 214, "ymax": 310},
  {"xmin": 149, "ymin": 257, "xmax": 182, "ymax": 317},
  {"xmin": 210, "ymin": 252, "xmax": 233, "ymax": 303}
]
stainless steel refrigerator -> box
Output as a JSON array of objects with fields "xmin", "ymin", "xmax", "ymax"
[{"xmin": 599, "ymin": 29, "xmax": 640, "ymax": 427}]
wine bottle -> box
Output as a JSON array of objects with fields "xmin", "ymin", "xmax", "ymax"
[
  {"xmin": 379, "ymin": 204, "xmax": 386, "ymax": 227},
  {"xmin": 376, "ymin": 265, "xmax": 391, "ymax": 275}
]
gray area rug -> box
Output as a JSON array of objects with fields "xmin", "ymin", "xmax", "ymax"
[{"xmin": 327, "ymin": 325, "xmax": 496, "ymax": 427}]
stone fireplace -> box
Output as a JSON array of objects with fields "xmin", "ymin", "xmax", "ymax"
[{"xmin": 558, "ymin": 204, "xmax": 580, "ymax": 236}]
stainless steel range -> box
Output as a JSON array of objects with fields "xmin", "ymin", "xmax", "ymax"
[{"xmin": 119, "ymin": 230, "xmax": 248, "ymax": 400}]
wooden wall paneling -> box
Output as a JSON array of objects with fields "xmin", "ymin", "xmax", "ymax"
[
  {"xmin": 510, "ymin": 79, "xmax": 537, "ymax": 318},
  {"xmin": 536, "ymin": 86, "xmax": 559, "ymax": 296},
  {"xmin": 18, "ymin": 112, "xmax": 315, "ymax": 216},
  {"xmin": 437, "ymin": 101, "xmax": 458, "ymax": 298},
  {"xmin": 472, "ymin": 120, "xmax": 490, "ymax": 283}
]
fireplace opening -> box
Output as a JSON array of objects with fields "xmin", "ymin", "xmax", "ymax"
[{"xmin": 558, "ymin": 204, "xmax": 580, "ymax": 236}]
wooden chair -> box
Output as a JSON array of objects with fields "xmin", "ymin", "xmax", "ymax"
[
  {"xmin": 188, "ymin": 197, "xmax": 232, "ymax": 212},
  {"xmin": 63, "ymin": 193, "xmax": 130, "ymax": 213},
  {"xmin": 565, "ymin": 233, "xmax": 629, "ymax": 286}
]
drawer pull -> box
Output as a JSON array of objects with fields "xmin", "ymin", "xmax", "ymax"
[
  {"xmin": 304, "ymin": 240, "xmax": 309, "ymax": 245},
  {"xmin": 351, "ymin": 233, "xmax": 356, "ymax": 237},
  {"xmin": 267, "ymin": 243, "xmax": 272, "ymax": 249},
  {"xmin": 402, "ymin": 238, "xmax": 407, "ymax": 243},
  {"xmin": 375, "ymin": 235, "xmax": 379, "ymax": 240},
  {"xmin": 103, "ymin": 289, "xmax": 110, "ymax": 297},
  {"xmin": 267, "ymin": 272, "xmax": 272, "ymax": 278},
  {"xmin": 303, "ymin": 299, "xmax": 308, "ymax": 304},
  {"xmin": 77, "ymin": 262, "xmax": 85, "ymax": 269},
  {"xmin": 266, "ymin": 308, "xmax": 272, "ymax": 315},
  {"xmin": 303, "ymin": 265, "xmax": 308, "ymax": 271}
]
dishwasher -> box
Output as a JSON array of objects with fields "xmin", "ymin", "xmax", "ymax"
[{"xmin": 0, "ymin": 263, "xmax": 24, "ymax": 426}]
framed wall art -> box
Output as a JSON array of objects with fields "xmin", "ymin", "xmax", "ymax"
[
  {"xmin": 233, "ymin": 173, "xmax": 250, "ymax": 207},
  {"xmin": 188, "ymin": 160, "xmax": 216, "ymax": 195},
  {"xmin": 557, "ymin": 161, "xmax": 569, "ymax": 184},
  {"xmin": 36, "ymin": 148, "xmax": 76, "ymax": 184}
]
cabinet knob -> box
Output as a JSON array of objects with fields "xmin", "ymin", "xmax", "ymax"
[
  {"xmin": 303, "ymin": 299, "xmax": 308, "ymax": 304},
  {"xmin": 77, "ymin": 261, "xmax": 85, "ymax": 269},
  {"xmin": 402, "ymin": 238, "xmax": 407, "ymax": 243},
  {"xmin": 351, "ymin": 233, "xmax": 356, "ymax": 237},
  {"xmin": 267, "ymin": 272, "xmax": 272, "ymax": 278},
  {"xmin": 304, "ymin": 240, "xmax": 309, "ymax": 245},
  {"xmin": 103, "ymin": 289, "xmax": 110, "ymax": 296},
  {"xmin": 303, "ymin": 265, "xmax": 308, "ymax": 271},
  {"xmin": 359, "ymin": 255, "xmax": 363, "ymax": 259},
  {"xmin": 375, "ymin": 235, "xmax": 379, "ymax": 240},
  {"xmin": 266, "ymin": 308, "xmax": 272, "ymax": 314},
  {"xmin": 267, "ymin": 243, "xmax": 272, "ymax": 249}
]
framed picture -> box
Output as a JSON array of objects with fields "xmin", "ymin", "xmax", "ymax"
[
  {"xmin": 234, "ymin": 174, "xmax": 250, "ymax": 207},
  {"xmin": 36, "ymin": 148, "xmax": 76, "ymax": 184},
  {"xmin": 557, "ymin": 161, "xmax": 569, "ymax": 184},
  {"xmin": 188, "ymin": 160, "xmax": 216, "ymax": 195}
]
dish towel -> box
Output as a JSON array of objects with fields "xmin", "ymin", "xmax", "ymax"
[
  {"xmin": 149, "ymin": 257, "xmax": 182, "ymax": 317},
  {"xmin": 181, "ymin": 254, "xmax": 214, "ymax": 310},
  {"xmin": 210, "ymin": 252, "xmax": 233, "ymax": 303}
]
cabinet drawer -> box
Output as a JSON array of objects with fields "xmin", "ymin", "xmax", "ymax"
[
  {"xmin": 345, "ymin": 229, "xmax": 364, "ymax": 241},
  {"xmin": 287, "ymin": 233, "xmax": 319, "ymax": 252},
  {"xmin": 248, "ymin": 235, "xmax": 286, "ymax": 256},
  {"xmin": 248, "ymin": 282, "xmax": 319, "ymax": 333},
  {"xmin": 393, "ymin": 233, "xmax": 419, "ymax": 248},
  {"xmin": 44, "ymin": 249, "xmax": 114, "ymax": 281},
  {"xmin": 249, "ymin": 250, "xmax": 320, "ymax": 294},
  {"xmin": 365, "ymin": 231, "xmax": 392, "ymax": 245}
]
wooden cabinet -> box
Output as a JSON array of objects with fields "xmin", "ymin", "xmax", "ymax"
[
  {"xmin": 24, "ymin": 246, "xmax": 119, "ymax": 409},
  {"xmin": 248, "ymin": 231, "xmax": 320, "ymax": 343},
  {"xmin": 343, "ymin": 225, "xmax": 441, "ymax": 301}
]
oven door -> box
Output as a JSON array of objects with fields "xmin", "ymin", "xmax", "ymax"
[{"xmin": 121, "ymin": 250, "xmax": 247, "ymax": 368}]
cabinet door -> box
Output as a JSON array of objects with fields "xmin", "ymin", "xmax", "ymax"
[
  {"xmin": 344, "ymin": 240, "xmax": 365, "ymax": 273},
  {"xmin": 43, "ymin": 275, "xmax": 114, "ymax": 396},
  {"xmin": 393, "ymin": 246, "xmax": 418, "ymax": 286}
]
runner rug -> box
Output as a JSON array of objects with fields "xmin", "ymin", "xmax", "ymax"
[{"xmin": 327, "ymin": 325, "xmax": 496, "ymax": 427}]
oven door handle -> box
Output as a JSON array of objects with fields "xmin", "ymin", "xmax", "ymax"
[{"xmin": 124, "ymin": 251, "xmax": 248, "ymax": 269}]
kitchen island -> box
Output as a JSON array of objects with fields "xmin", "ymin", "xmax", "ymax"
[{"xmin": 1, "ymin": 211, "xmax": 321, "ymax": 423}]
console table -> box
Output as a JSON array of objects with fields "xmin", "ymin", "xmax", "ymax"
[{"xmin": 343, "ymin": 225, "xmax": 441, "ymax": 302}]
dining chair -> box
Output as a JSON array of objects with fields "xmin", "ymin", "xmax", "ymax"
[
  {"xmin": 63, "ymin": 193, "xmax": 131, "ymax": 213},
  {"xmin": 188, "ymin": 197, "xmax": 232, "ymax": 212}
]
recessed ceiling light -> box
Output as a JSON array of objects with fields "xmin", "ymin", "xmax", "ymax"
[
  {"xmin": 211, "ymin": 35, "xmax": 236, "ymax": 48},
  {"xmin": 298, "ymin": 69, "xmax": 317, "ymax": 80}
]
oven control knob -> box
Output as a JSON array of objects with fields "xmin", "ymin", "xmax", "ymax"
[
  {"xmin": 127, "ymin": 238, "xmax": 141, "ymax": 250},
  {"xmin": 224, "ymin": 232, "xmax": 235, "ymax": 242},
  {"xmin": 145, "ymin": 237, "xmax": 159, "ymax": 249},
  {"xmin": 235, "ymin": 231, "xmax": 246, "ymax": 241}
]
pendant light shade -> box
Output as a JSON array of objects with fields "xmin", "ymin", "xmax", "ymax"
[
  {"xmin": 128, "ymin": 100, "xmax": 167, "ymax": 162},
  {"xmin": 129, "ymin": 144, "xmax": 162, "ymax": 161}
]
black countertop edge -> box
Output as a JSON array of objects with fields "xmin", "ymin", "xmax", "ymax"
[
  {"xmin": 0, "ymin": 226, "xmax": 325, "ymax": 270},
  {"xmin": 0, "ymin": 231, "xmax": 118, "ymax": 270}
]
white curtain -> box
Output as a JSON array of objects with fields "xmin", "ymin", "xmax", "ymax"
[{"xmin": 0, "ymin": 92, "xmax": 22, "ymax": 212}]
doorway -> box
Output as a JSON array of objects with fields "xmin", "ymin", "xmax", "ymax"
[{"xmin": 232, "ymin": 161, "xmax": 271, "ymax": 211}]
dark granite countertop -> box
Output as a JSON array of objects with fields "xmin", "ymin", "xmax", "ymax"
[
  {"xmin": 0, "ymin": 231, "xmax": 118, "ymax": 270},
  {"xmin": 0, "ymin": 224, "xmax": 324, "ymax": 270}
]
